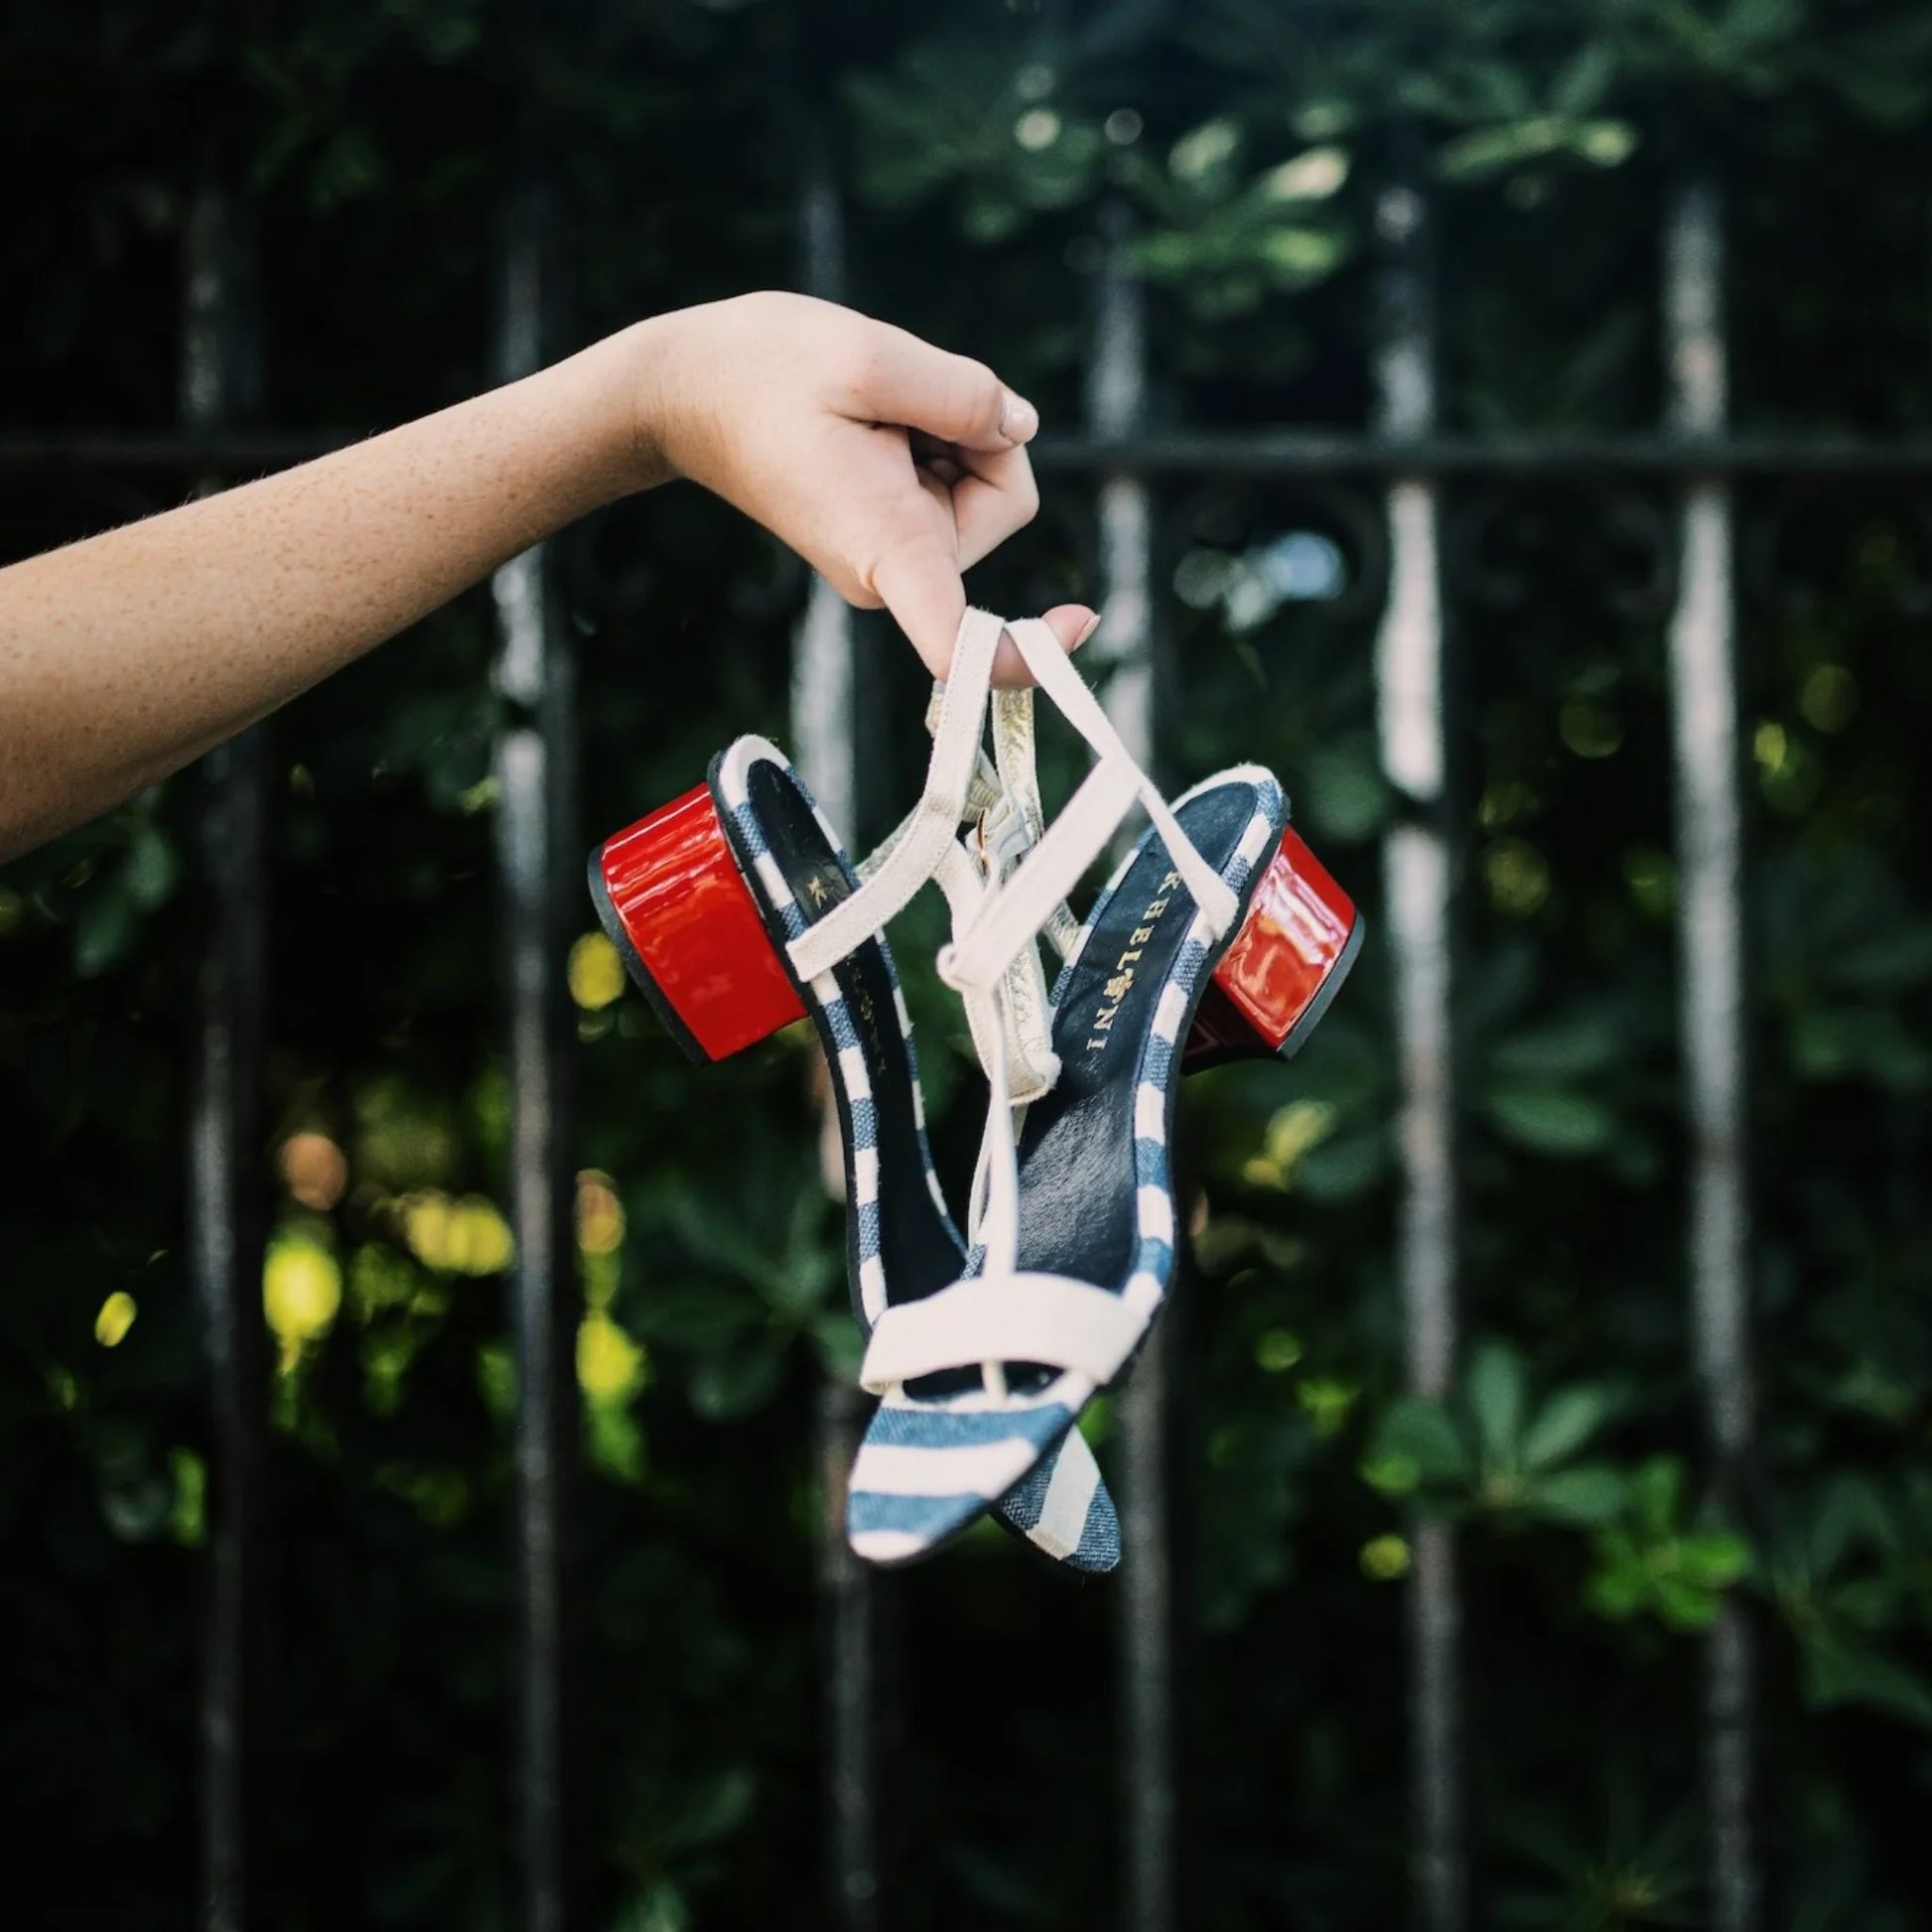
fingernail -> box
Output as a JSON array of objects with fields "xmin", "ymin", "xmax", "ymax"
[
  {"xmin": 1073, "ymin": 611, "xmax": 1101, "ymax": 649},
  {"xmin": 1001, "ymin": 390, "xmax": 1039, "ymax": 443}
]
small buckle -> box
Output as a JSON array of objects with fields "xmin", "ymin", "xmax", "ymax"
[{"xmin": 974, "ymin": 790, "xmax": 1033, "ymax": 881}]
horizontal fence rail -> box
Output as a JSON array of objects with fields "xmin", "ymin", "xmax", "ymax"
[
  {"xmin": 8, "ymin": 169, "xmax": 1834, "ymax": 1930},
  {"xmin": 10, "ymin": 430, "xmax": 1932, "ymax": 477}
]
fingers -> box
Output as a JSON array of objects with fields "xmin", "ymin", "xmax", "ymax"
[
  {"xmin": 870, "ymin": 532, "xmax": 968, "ymax": 681},
  {"xmin": 847, "ymin": 322, "xmax": 1039, "ymax": 455},
  {"xmin": 946, "ymin": 442, "xmax": 1039, "ymax": 573},
  {"xmin": 870, "ymin": 530, "xmax": 1096, "ymax": 694},
  {"xmin": 992, "ymin": 603, "xmax": 1097, "ymax": 690}
]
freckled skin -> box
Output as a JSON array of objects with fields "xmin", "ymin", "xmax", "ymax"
[{"xmin": 0, "ymin": 293, "xmax": 1093, "ymax": 862}]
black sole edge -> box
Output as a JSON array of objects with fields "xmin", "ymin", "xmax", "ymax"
[
  {"xmin": 1277, "ymin": 911, "xmax": 1367, "ymax": 1061},
  {"xmin": 585, "ymin": 842, "xmax": 714, "ymax": 1066}
]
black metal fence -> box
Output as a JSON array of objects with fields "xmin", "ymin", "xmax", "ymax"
[{"xmin": 6, "ymin": 154, "xmax": 1926, "ymax": 1932}]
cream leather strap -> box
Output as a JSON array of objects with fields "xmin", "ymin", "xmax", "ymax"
[
  {"xmin": 789, "ymin": 608, "xmax": 1231, "ymax": 1311},
  {"xmin": 786, "ymin": 607, "xmax": 1005, "ymax": 985},
  {"xmin": 859, "ymin": 1272, "xmax": 1148, "ymax": 1394}
]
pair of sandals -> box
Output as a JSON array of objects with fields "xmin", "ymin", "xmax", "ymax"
[{"xmin": 591, "ymin": 610, "xmax": 1360, "ymax": 1574}]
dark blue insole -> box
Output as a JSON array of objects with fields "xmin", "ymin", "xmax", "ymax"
[{"xmin": 1015, "ymin": 783, "xmax": 1270, "ymax": 1296}]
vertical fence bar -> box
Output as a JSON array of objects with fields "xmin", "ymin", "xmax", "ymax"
[
  {"xmin": 1372, "ymin": 181, "xmax": 1468, "ymax": 1932},
  {"xmin": 492, "ymin": 175, "xmax": 583, "ymax": 1932},
  {"xmin": 1091, "ymin": 208, "xmax": 1176, "ymax": 1932},
  {"xmin": 791, "ymin": 168, "xmax": 857, "ymax": 856},
  {"xmin": 792, "ymin": 160, "xmax": 884, "ymax": 1932},
  {"xmin": 817, "ymin": 1380, "xmax": 882, "ymax": 1932},
  {"xmin": 1664, "ymin": 181, "xmax": 1759, "ymax": 1932},
  {"xmin": 183, "ymin": 166, "xmax": 269, "ymax": 1932}
]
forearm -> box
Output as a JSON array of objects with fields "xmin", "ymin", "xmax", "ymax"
[
  {"xmin": 0, "ymin": 322, "xmax": 663, "ymax": 861},
  {"xmin": 1, "ymin": 289, "xmax": 1067, "ymax": 863}
]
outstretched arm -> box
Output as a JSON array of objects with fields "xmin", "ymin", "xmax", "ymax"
[{"xmin": 0, "ymin": 293, "xmax": 1093, "ymax": 862}]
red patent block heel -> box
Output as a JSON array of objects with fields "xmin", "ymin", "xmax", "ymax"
[
  {"xmin": 1184, "ymin": 827, "xmax": 1362, "ymax": 1073},
  {"xmin": 589, "ymin": 782, "xmax": 804, "ymax": 1063},
  {"xmin": 592, "ymin": 792, "xmax": 1360, "ymax": 1072}
]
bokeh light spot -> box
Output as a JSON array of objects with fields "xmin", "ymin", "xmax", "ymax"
[
  {"xmin": 94, "ymin": 1291, "xmax": 137, "ymax": 1347},
  {"xmin": 578, "ymin": 1311, "xmax": 646, "ymax": 1402},
  {"xmin": 1255, "ymin": 1327, "xmax": 1304, "ymax": 1373},
  {"xmin": 577, "ymin": 1171, "xmax": 625, "ymax": 1255},
  {"xmin": 569, "ymin": 931, "xmax": 626, "ymax": 1011},
  {"xmin": 1015, "ymin": 108, "xmax": 1060, "ymax": 152},
  {"xmin": 264, "ymin": 1233, "xmax": 344, "ymax": 1365},
  {"xmin": 169, "ymin": 1449, "xmax": 207, "ymax": 1547},
  {"xmin": 1243, "ymin": 1099, "xmax": 1336, "ymax": 1190},
  {"xmin": 1477, "ymin": 778, "xmax": 1537, "ymax": 830},
  {"xmin": 1361, "ymin": 1534, "xmax": 1413, "ymax": 1582},
  {"xmin": 1171, "ymin": 118, "xmax": 1238, "ymax": 183},
  {"xmin": 1265, "ymin": 146, "xmax": 1348, "ymax": 202},
  {"xmin": 402, "ymin": 1191, "xmax": 514, "ymax": 1275},
  {"xmin": 1299, "ymin": 1378, "xmax": 1359, "ymax": 1437},
  {"xmin": 1484, "ymin": 839, "xmax": 1552, "ymax": 917},
  {"xmin": 280, "ymin": 1130, "xmax": 347, "ymax": 1210}
]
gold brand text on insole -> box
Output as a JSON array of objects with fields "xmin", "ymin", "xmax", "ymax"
[{"xmin": 1084, "ymin": 871, "xmax": 1182, "ymax": 1053}]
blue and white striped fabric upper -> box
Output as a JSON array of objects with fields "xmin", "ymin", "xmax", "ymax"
[
  {"xmin": 713, "ymin": 736, "xmax": 1122, "ymax": 1573},
  {"xmin": 841, "ymin": 766, "xmax": 1285, "ymax": 1568}
]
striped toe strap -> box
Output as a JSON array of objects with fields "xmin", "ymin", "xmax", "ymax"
[{"xmin": 859, "ymin": 1273, "xmax": 1150, "ymax": 1396}]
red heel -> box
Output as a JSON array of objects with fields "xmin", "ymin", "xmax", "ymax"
[
  {"xmin": 589, "ymin": 782, "xmax": 805, "ymax": 1063},
  {"xmin": 1186, "ymin": 828, "xmax": 1362, "ymax": 1073},
  {"xmin": 593, "ymin": 790, "xmax": 1359, "ymax": 1073}
]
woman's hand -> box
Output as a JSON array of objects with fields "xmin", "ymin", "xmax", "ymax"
[
  {"xmin": 0, "ymin": 292, "xmax": 1091, "ymax": 860},
  {"xmin": 629, "ymin": 293, "xmax": 1096, "ymax": 682}
]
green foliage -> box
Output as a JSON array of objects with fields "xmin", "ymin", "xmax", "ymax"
[
  {"xmin": 1765, "ymin": 1475, "xmax": 1932, "ymax": 1726},
  {"xmin": 1366, "ymin": 1339, "xmax": 1634, "ymax": 1529},
  {"xmin": 630, "ymin": 1173, "xmax": 850, "ymax": 1420},
  {"xmin": 1587, "ymin": 1457, "xmax": 1750, "ymax": 1632},
  {"xmin": 7, "ymin": 0, "xmax": 1932, "ymax": 1924},
  {"xmin": 1492, "ymin": 1785, "xmax": 1703, "ymax": 1929}
]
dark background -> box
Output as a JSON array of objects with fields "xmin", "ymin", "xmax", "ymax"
[{"xmin": 5, "ymin": 2, "xmax": 1932, "ymax": 1926}]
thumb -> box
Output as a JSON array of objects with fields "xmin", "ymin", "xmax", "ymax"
[{"xmin": 852, "ymin": 324, "xmax": 1039, "ymax": 455}]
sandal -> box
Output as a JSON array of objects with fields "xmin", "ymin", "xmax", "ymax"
[
  {"xmin": 590, "ymin": 724, "xmax": 1122, "ymax": 1571},
  {"xmin": 592, "ymin": 610, "xmax": 1359, "ymax": 1567},
  {"xmin": 830, "ymin": 613, "xmax": 1354, "ymax": 1564}
]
